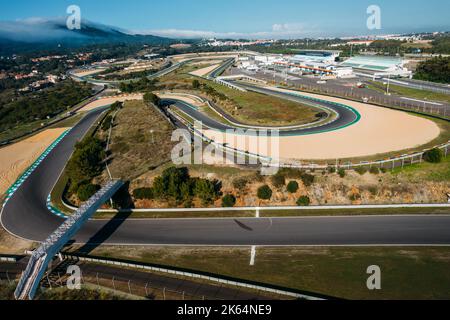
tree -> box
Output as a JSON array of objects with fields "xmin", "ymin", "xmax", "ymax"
[
  {"xmin": 414, "ymin": 56, "xmax": 450, "ymax": 84},
  {"xmin": 287, "ymin": 181, "xmax": 299, "ymax": 193},
  {"xmin": 143, "ymin": 91, "xmax": 161, "ymax": 106},
  {"xmin": 423, "ymin": 148, "xmax": 443, "ymax": 163},
  {"xmin": 257, "ymin": 185, "xmax": 272, "ymax": 200},
  {"xmin": 66, "ymin": 137, "xmax": 105, "ymax": 192},
  {"xmin": 133, "ymin": 188, "xmax": 154, "ymax": 200},
  {"xmin": 296, "ymin": 196, "xmax": 311, "ymax": 206},
  {"xmin": 192, "ymin": 79, "xmax": 200, "ymax": 89},
  {"xmin": 222, "ymin": 194, "xmax": 236, "ymax": 207},
  {"xmin": 194, "ymin": 179, "xmax": 219, "ymax": 204},
  {"xmin": 77, "ymin": 183, "xmax": 100, "ymax": 202}
]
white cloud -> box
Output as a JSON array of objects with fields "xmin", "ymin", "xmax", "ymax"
[{"xmin": 132, "ymin": 22, "xmax": 321, "ymax": 39}]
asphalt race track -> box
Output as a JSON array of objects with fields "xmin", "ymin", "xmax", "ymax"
[{"xmin": 1, "ymin": 60, "xmax": 450, "ymax": 247}]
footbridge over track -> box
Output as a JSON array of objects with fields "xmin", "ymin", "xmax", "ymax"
[{"xmin": 14, "ymin": 180, "xmax": 123, "ymax": 300}]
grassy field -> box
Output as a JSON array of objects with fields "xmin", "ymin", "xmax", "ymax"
[
  {"xmin": 390, "ymin": 155, "xmax": 450, "ymax": 183},
  {"xmin": 367, "ymin": 81, "xmax": 450, "ymax": 104},
  {"xmin": 102, "ymin": 100, "xmax": 175, "ymax": 181},
  {"xmin": 203, "ymin": 80, "xmax": 321, "ymax": 127},
  {"xmin": 85, "ymin": 246, "xmax": 450, "ymax": 300}
]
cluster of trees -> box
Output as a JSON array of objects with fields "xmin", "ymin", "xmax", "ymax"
[
  {"xmin": 119, "ymin": 77, "xmax": 157, "ymax": 93},
  {"xmin": 192, "ymin": 80, "xmax": 227, "ymax": 101},
  {"xmin": 66, "ymin": 136, "xmax": 105, "ymax": 201},
  {"xmin": 0, "ymin": 80, "xmax": 92, "ymax": 132},
  {"xmin": 133, "ymin": 167, "xmax": 222, "ymax": 206},
  {"xmin": 143, "ymin": 91, "xmax": 161, "ymax": 106},
  {"xmin": 414, "ymin": 56, "xmax": 450, "ymax": 84}
]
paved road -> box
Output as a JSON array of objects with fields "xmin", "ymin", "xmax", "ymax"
[
  {"xmin": 2, "ymin": 60, "xmax": 450, "ymax": 246},
  {"xmin": 164, "ymin": 84, "xmax": 360, "ymax": 136},
  {"xmin": 231, "ymin": 68, "xmax": 450, "ymax": 117}
]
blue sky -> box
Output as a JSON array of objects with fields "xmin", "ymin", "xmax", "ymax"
[{"xmin": 1, "ymin": 0, "xmax": 449, "ymax": 38}]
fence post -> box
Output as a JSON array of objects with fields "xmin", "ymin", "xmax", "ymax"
[
  {"xmin": 112, "ymin": 276, "xmax": 116, "ymax": 291},
  {"xmin": 6, "ymin": 271, "xmax": 10, "ymax": 284},
  {"xmin": 128, "ymin": 280, "xmax": 132, "ymax": 295},
  {"xmin": 96, "ymin": 272, "xmax": 99, "ymax": 289},
  {"xmin": 145, "ymin": 283, "xmax": 148, "ymax": 297}
]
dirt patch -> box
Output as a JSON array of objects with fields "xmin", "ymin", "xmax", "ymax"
[{"xmin": 0, "ymin": 128, "xmax": 69, "ymax": 196}]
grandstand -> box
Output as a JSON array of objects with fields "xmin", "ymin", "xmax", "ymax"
[{"xmin": 341, "ymin": 55, "xmax": 412, "ymax": 77}]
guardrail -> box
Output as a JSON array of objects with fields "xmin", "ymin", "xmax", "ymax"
[
  {"xmin": 274, "ymin": 141, "xmax": 450, "ymax": 170},
  {"xmin": 62, "ymin": 253, "xmax": 327, "ymax": 300}
]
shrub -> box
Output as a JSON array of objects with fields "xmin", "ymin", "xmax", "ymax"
[
  {"xmin": 133, "ymin": 187, "xmax": 154, "ymax": 200},
  {"xmin": 257, "ymin": 185, "xmax": 273, "ymax": 200},
  {"xmin": 355, "ymin": 167, "xmax": 367, "ymax": 175},
  {"xmin": 380, "ymin": 167, "xmax": 387, "ymax": 173},
  {"xmin": 77, "ymin": 184, "xmax": 100, "ymax": 202},
  {"xmin": 271, "ymin": 173, "xmax": 286, "ymax": 188},
  {"xmin": 222, "ymin": 194, "xmax": 237, "ymax": 207},
  {"xmin": 101, "ymin": 115, "xmax": 113, "ymax": 131},
  {"xmin": 300, "ymin": 173, "xmax": 315, "ymax": 187},
  {"xmin": 368, "ymin": 186, "xmax": 378, "ymax": 196},
  {"xmin": 194, "ymin": 179, "xmax": 220, "ymax": 204},
  {"xmin": 423, "ymin": 148, "xmax": 443, "ymax": 163},
  {"xmin": 232, "ymin": 178, "xmax": 248, "ymax": 191},
  {"xmin": 338, "ymin": 168, "xmax": 346, "ymax": 178},
  {"xmin": 328, "ymin": 167, "xmax": 336, "ymax": 174},
  {"xmin": 143, "ymin": 91, "xmax": 160, "ymax": 106},
  {"xmin": 287, "ymin": 181, "xmax": 299, "ymax": 193},
  {"xmin": 296, "ymin": 196, "xmax": 311, "ymax": 206},
  {"xmin": 369, "ymin": 167, "xmax": 380, "ymax": 175}
]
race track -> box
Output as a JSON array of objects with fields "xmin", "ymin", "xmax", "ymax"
[{"xmin": 1, "ymin": 58, "xmax": 449, "ymax": 247}]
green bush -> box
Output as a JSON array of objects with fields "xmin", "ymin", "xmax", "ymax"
[
  {"xmin": 192, "ymin": 79, "xmax": 200, "ymax": 89},
  {"xmin": 338, "ymin": 168, "xmax": 346, "ymax": 178},
  {"xmin": 133, "ymin": 187, "xmax": 154, "ymax": 200},
  {"xmin": 257, "ymin": 185, "xmax": 273, "ymax": 200},
  {"xmin": 355, "ymin": 167, "xmax": 367, "ymax": 175},
  {"xmin": 222, "ymin": 194, "xmax": 237, "ymax": 207},
  {"xmin": 423, "ymin": 148, "xmax": 443, "ymax": 163},
  {"xmin": 369, "ymin": 167, "xmax": 380, "ymax": 175},
  {"xmin": 300, "ymin": 173, "xmax": 315, "ymax": 187},
  {"xmin": 271, "ymin": 173, "xmax": 286, "ymax": 188},
  {"xmin": 287, "ymin": 181, "xmax": 299, "ymax": 193},
  {"xmin": 328, "ymin": 167, "xmax": 336, "ymax": 174},
  {"xmin": 296, "ymin": 196, "xmax": 311, "ymax": 206},
  {"xmin": 77, "ymin": 184, "xmax": 101, "ymax": 202},
  {"xmin": 101, "ymin": 115, "xmax": 113, "ymax": 131},
  {"xmin": 143, "ymin": 91, "xmax": 161, "ymax": 106}
]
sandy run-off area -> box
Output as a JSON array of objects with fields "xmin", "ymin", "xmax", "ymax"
[
  {"xmin": 189, "ymin": 64, "xmax": 221, "ymax": 77},
  {"xmin": 71, "ymin": 68, "xmax": 106, "ymax": 78},
  {"xmin": 77, "ymin": 94, "xmax": 144, "ymax": 113},
  {"xmin": 202, "ymin": 87, "xmax": 441, "ymax": 160},
  {"xmin": 74, "ymin": 90, "xmax": 441, "ymax": 161},
  {"xmin": 0, "ymin": 128, "xmax": 69, "ymax": 196}
]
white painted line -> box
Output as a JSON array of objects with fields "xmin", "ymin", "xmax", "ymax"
[
  {"xmin": 250, "ymin": 246, "xmax": 256, "ymax": 266},
  {"xmin": 256, "ymin": 207, "xmax": 260, "ymax": 218},
  {"xmin": 400, "ymin": 97, "xmax": 443, "ymax": 106}
]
